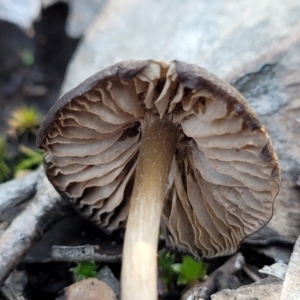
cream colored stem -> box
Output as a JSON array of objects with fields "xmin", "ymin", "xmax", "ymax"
[{"xmin": 121, "ymin": 117, "xmax": 178, "ymax": 300}]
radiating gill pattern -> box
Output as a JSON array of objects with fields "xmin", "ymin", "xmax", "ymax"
[{"xmin": 40, "ymin": 60, "xmax": 279, "ymax": 257}]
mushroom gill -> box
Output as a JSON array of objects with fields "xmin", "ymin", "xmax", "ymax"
[{"xmin": 38, "ymin": 60, "xmax": 280, "ymax": 258}]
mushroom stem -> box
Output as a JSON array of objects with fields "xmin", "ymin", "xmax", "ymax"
[{"xmin": 121, "ymin": 116, "xmax": 178, "ymax": 300}]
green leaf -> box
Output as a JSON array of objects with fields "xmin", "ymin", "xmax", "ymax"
[
  {"xmin": 15, "ymin": 145, "xmax": 43, "ymax": 172},
  {"xmin": 70, "ymin": 261, "xmax": 98, "ymax": 282},
  {"xmin": 170, "ymin": 263, "xmax": 182, "ymax": 273},
  {"xmin": 158, "ymin": 250, "xmax": 208, "ymax": 288},
  {"xmin": 176, "ymin": 256, "xmax": 207, "ymax": 285}
]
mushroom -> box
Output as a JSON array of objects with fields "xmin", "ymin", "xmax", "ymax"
[{"xmin": 37, "ymin": 60, "xmax": 280, "ymax": 300}]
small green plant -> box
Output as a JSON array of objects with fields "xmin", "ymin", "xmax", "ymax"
[
  {"xmin": 70, "ymin": 261, "xmax": 98, "ymax": 281},
  {"xmin": 159, "ymin": 250, "xmax": 207, "ymax": 289},
  {"xmin": 172, "ymin": 255, "xmax": 207, "ymax": 285},
  {"xmin": 8, "ymin": 106, "xmax": 42, "ymax": 136},
  {"xmin": 14, "ymin": 145, "xmax": 43, "ymax": 172},
  {"xmin": 158, "ymin": 249, "xmax": 177, "ymax": 289},
  {"xmin": 0, "ymin": 137, "xmax": 11, "ymax": 182}
]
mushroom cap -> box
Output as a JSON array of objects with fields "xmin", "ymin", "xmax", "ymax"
[{"xmin": 37, "ymin": 60, "xmax": 280, "ymax": 258}]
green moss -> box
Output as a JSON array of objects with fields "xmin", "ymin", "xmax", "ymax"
[
  {"xmin": 70, "ymin": 261, "xmax": 98, "ymax": 281},
  {"xmin": 0, "ymin": 137, "xmax": 11, "ymax": 182},
  {"xmin": 159, "ymin": 250, "xmax": 207, "ymax": 289},
  {"xmin": 173, "ymin": 255, "xmax": 207, "ymax": 285},
  {"xmin": 158, "ymin": 249, "xmax": 177, "ymax": 289},
  {"xmin": 8, "ymin": 106, "xmax": 42, "ymax": 136}
]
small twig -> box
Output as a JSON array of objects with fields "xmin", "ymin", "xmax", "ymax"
[
  {"xmin": 0, "ymin": 171, "xmax": 62, "ymax": 284},
  {"xmin": 242, "ymin": 265, "xmax": 262, "ymax": 282},
  {"xmin": 182, "ymin": 252, "xmax": 245, "ymax": 300},
  {"xmin": 280, "ymin": 235, "xmax": 300, "ymax": 300},
  {"xmin": 0, "ymin": 169, "xmax": 40, "ymax": 212},
  {"xmin": 259, "ymin": 262, "xmax": 287, "ymax": 280},
  {"xmin": 51, "ymin": 245, "xmax": 122, "ymax": 263},
  {"xmin": 22, "ymin": 85, "xmax": 47, "ymax": 97}
]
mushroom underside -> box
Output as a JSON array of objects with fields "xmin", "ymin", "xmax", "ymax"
[{"xmin": 39, "ymin": 60, "xmax": 279, "ymax": 258}]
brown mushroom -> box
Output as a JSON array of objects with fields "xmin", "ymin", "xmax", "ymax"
[{"xmin": 37, "ymin": 60, "xmax": 280, "ymax": 300}]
